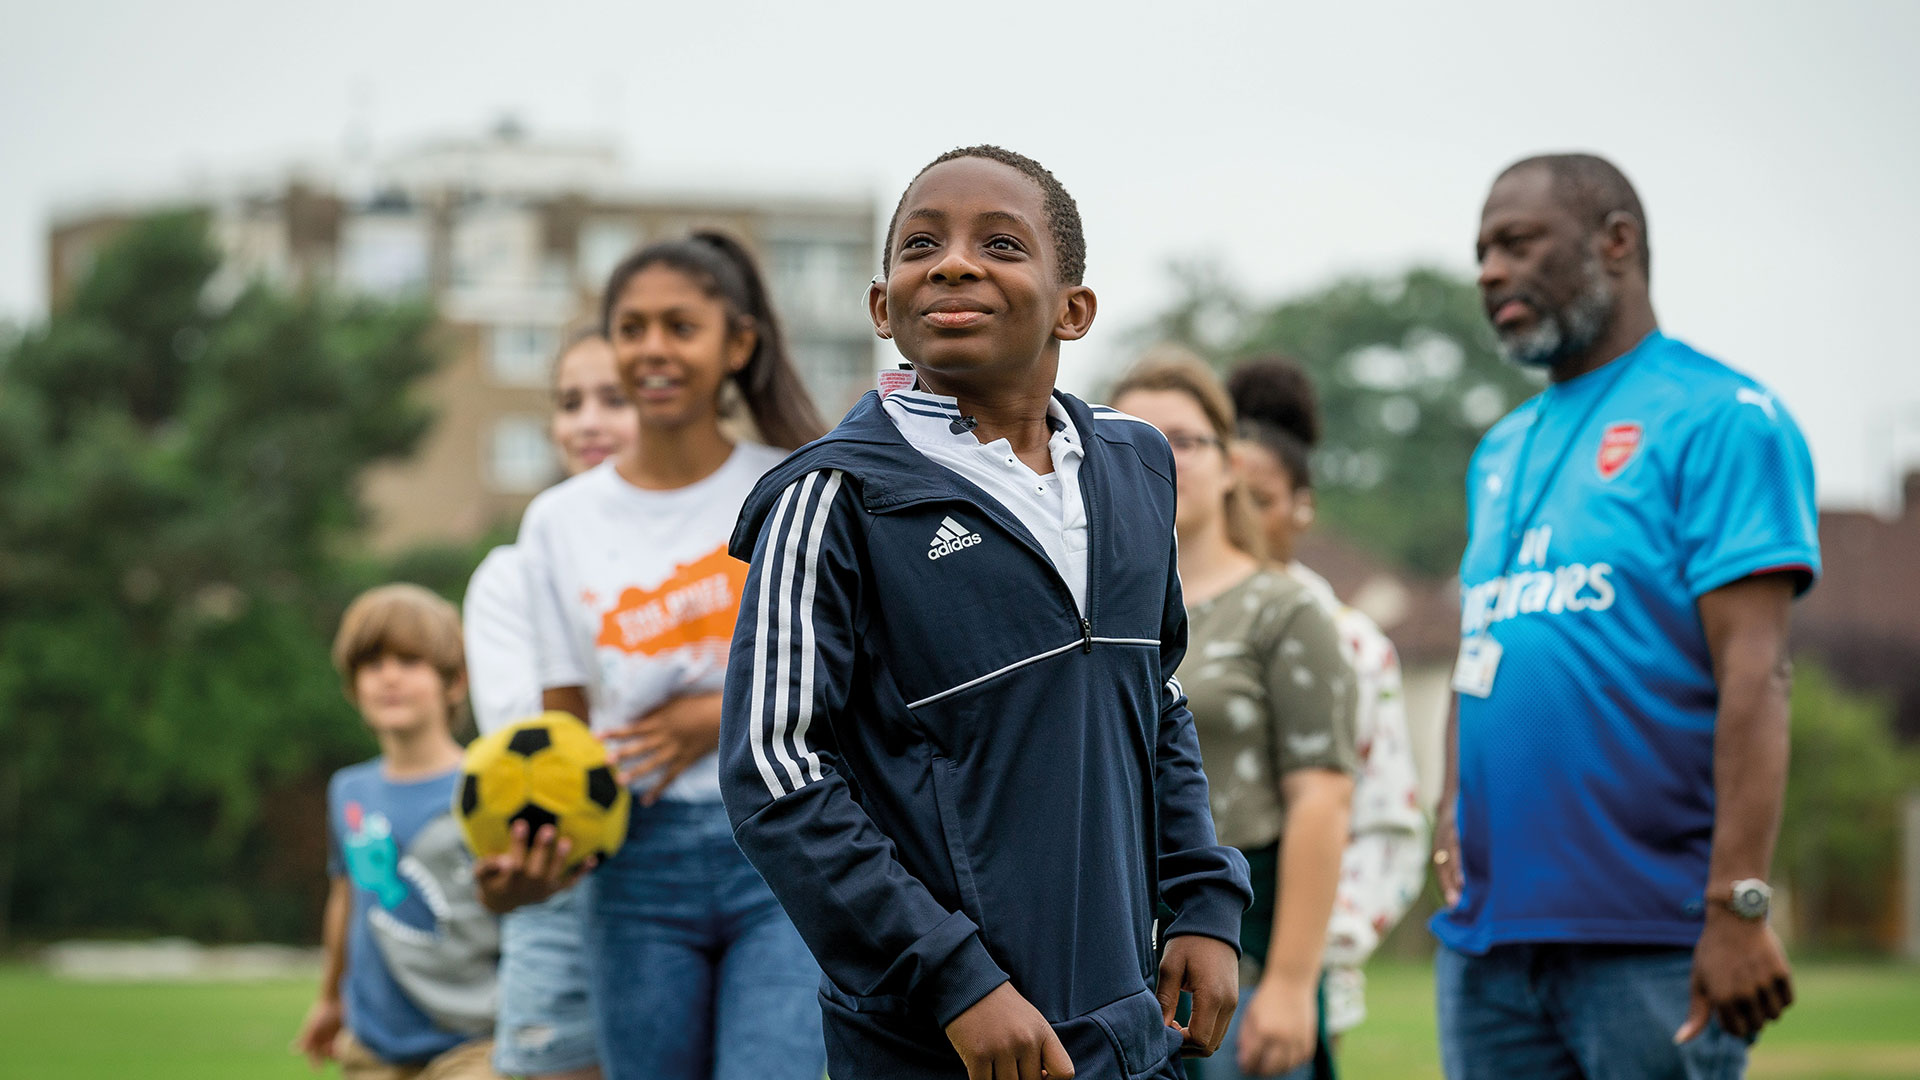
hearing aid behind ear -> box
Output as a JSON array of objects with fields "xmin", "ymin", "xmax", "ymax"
[{"xmin": 868, "ymin": 274, "xmax": 892, "ymax": 338}]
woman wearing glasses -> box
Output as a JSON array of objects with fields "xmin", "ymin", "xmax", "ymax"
[{"xmin": 1112, "ymin": 352, "xmax": 1356, "ymax": 1080}]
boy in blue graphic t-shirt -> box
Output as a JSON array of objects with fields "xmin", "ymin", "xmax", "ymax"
[
  {"xmin": 1432, "ymin": 154, "xmax": 1819, "ymax": 1080},
  {"xmin": 293, "ymin": 585, "xmax": 501, "ymax": 1079}
]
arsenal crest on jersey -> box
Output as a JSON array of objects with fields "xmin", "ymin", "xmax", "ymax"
[{"xmin": 1596, "ymin": 421, "xmax": 1643, "ymax": 481}]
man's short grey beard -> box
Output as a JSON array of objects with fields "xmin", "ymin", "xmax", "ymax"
[{"xmin": 1498, "ymin": 258, "xmax": 1616, "ymax": 370}]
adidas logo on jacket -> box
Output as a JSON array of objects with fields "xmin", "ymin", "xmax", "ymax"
[{"xmin": 927, "ymin": 516, "xmax": 982, "ymax": 560}]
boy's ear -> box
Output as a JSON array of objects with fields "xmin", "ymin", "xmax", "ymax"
[
  {"xmin": 445, "ymin": 671, "xmax": 469, "ymax": 709},
  {"xmin": 1052, "ymin": 285, "xmax": 1097, "ymax": 343},
  {"xmin": 867, "ymin": 275, "xmax": 893, "ymax": 340}
]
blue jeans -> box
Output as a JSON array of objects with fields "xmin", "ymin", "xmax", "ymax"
[
  {"xmin": 1435, "ymin": 943, "xmax": 1750, "ymax": 1080},
  {"xmin": 1186, "ymin": 984, "xmax": 1328, "ymax": 1080},
  {"xmin": 494, "ymin": 886, "xmax": 599, "ymax": 1076},
  {"xmin": 583, "ymin": 799, "xmax": 825, "ymax": 1080}
]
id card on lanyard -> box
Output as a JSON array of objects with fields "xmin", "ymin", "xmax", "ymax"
[{"xmin": 1452, "ymin": 635, "xmax": 1503, "ymax": 698}]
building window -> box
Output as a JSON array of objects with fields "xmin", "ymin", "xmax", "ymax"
[
  {"xmin": 451, "ymin": 207, "xmax": 541, "ymax": 290},
  {"xmin": 488, "ymin": 415, "xmax": 556, "ymax": 493},
  {"xmin": 579, "ymin": 219, "xmax": 643, "ymax": 291},
  {"xmin": 339, "ymin": 212, "xmax": 429, "ymax": 296},
  {"xmin": 489, "ymin": 324, "xmax": 559, "ymax": 387},
  {"xmin": 766, "ymin": 239, "xmax": 871, "ymax": 333},
  {"xmin": 790, "ymin": 340, "xmax": 875, "ymax": 413}
]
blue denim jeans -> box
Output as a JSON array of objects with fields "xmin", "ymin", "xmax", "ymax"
[
  {"xmin": 1435, "ymin": 943, "xmax": 1750, "ymax": 1080},
  {"xmin": 583, "ymin": 799, "xmax": 825, "ymax": 1080},
  {"xmin": 494, "ymin": 885, "xmax": 599, "ymax": 1076}
]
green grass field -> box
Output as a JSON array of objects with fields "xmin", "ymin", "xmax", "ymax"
[{"xmin": 0, "ymin": 960, "xmax": 1915, "ymax": 1078}]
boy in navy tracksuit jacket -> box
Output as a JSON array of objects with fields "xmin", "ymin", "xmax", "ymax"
[{"xmin": 720, "ymin": 146, "xmax": 1251, "ymax": 1080}]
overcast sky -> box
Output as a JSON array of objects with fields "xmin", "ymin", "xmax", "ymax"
[{"xmin": 5, "ymin": 0, "xmax": 1916, "ymax": 509}]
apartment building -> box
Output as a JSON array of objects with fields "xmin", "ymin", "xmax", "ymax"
[{"xmin": 46, "ymin": 123, "xmax": 880, "ymax": 550}]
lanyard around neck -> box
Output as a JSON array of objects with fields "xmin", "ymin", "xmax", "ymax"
[{"xmin": 1499, "ymin": 359, "xmax": 1635, "ymax": 575}]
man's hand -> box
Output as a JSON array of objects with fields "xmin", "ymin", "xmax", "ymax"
[
  {"xmin": 473, "ymin": 820, "xmax": 594, "ymax": 915},
  {"xmin": 1235, "ymin": 975, "xmax": 1316, "ymax": 1076},
  {"xmin": 290, "ymin": 995, "xmax": 342, "ymax": 1070},
  {"xmin": 1676, "ymin": 912, "xmax": 1793, "ymax": 1043},
  {"xmin": 1432, "ymin": 798, "xmax": 1463, "ymax": 908},
  {"xmin": 1679, "ymin": 574, "xmax": 1797, "ymax": 1045},
  {"xmin": 944, "ymin": 982, "xmax": 1075, "ymax": 1080},
  {"xmin": 603, "ymin": 693, "xmax": 722, "ymax": 804},
  {"xmin": 1156, "ymin": 934, "xmax": 1238, "ymax": 1058}
]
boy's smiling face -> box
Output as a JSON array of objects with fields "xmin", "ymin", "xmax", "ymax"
[{"xmin": 871, "ymin": 156, "xmax": 1094, "ymax": 394}]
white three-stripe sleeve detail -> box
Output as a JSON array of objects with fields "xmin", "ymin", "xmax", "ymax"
[
  {"xmin": 791, "ymin": 470, "xmax": 844, "ymax": 783},
  {"xmin": 747, "ymin": 484, "xmax": 799, "ymax": 799},
  {"xmin": 768, "ymin": 472, "xmax": 819, "ymax": 793}
]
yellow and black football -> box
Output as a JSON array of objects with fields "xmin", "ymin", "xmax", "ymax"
[{"xmin": 455, "ymin": 711, "xmax": 629, "ymax": 870}]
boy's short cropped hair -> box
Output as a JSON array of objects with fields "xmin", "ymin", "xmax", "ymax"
[
  {"xmin": 882, "ymin": 144, "xmax": 1087, "ymax": 286},
  {"xmin": 331, "ymin": 583, "xmax": 465, "ymax": 701}
]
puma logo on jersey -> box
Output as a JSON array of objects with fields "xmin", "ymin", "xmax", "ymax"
[
  {"xmin": 1736, "ymin": 387, "xmax": 1778, "ymax": 420},
  {"xmin": 927, "ymin": 516, "xmax": 983, "ymax": 560}
]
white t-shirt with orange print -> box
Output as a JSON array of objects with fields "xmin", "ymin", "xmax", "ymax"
[{"xmin": 518, "ymin": 443, "xmax": 787, "ymax": 803}]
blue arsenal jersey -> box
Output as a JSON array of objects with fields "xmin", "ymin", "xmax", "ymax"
[{"xmin": 1433, "ymin": 330, "xmax": 1819, "ymax": 955}]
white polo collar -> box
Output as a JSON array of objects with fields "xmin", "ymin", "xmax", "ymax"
[{"xmin": 883, "ymin": 389, "xmax": 1083, "ymax": 461}]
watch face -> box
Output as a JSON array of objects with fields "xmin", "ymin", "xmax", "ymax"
[{"xmin": 1732, "ymin": 885, "xmax": 1768, "ymax": 918}]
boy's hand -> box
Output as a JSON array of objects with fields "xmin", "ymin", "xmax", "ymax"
[
  {"xmin": 1156, "ymin": 934, "xmax": 1238, "ymax": 1058},
  {"xmin": 473, "ymin": 820, "xmax": 594, "ymax": 914},
  {"xmin": 944, "ymin": 982, "xmax": 1076, "ymax": 1079},
  {"xmin": 291, "ymin": 996, "xmax": 342, "ymax": 1069},
  {"xmin": 603, "ymin": 693, "xmax": 722, "ymax": 804},
  {"xmin": 1236, "ymin": 974, "xmax": 1316, "ymax": 1075}
]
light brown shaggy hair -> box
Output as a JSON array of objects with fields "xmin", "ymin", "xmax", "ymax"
[{"xmin": 330, "ymin": 583, "xmax": 466, "ymax": 706}]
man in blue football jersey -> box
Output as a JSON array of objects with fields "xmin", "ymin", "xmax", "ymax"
[{"xmin": 1430, "ymin": 154, "xmax": 1820, "ymax": 1079}]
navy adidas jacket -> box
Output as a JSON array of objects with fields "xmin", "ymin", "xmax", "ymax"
[{"xmin": 719, "ymin": 390, "xmax": 1252, "ymax": 1080}]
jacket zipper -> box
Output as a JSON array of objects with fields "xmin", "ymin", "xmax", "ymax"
[
  {"xmin": 1081, "ymin": 618, "xmax": 1093, "ymax": 653},
  {"xmin": 1074, "ymin": 428, "xmax": 1101, "ymax": 629}
]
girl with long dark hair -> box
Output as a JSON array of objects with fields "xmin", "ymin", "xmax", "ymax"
[{"xmin": 485, "ymin": 231, "xmax": 828, "ymax": 1080}]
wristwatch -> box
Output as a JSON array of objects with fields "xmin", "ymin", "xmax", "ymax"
[{"xmin": 1707, "ymin": 879, "xmax": 1773, "ymax": 920}]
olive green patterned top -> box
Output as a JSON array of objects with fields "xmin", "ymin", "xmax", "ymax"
[{"xmin": 1183, "ymin": 567, "xmax": 1358, "ymax": 852}]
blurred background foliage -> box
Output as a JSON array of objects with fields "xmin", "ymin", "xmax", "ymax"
[
  {"xmin": 1136, "ymin": 262, "xmax": 1541, "ymax": 576},
  {"xmin": 1780, "ymin": 666, "xmax": 1920, "ymax": 950},
  {"xmin": 0, "ymin": 213, "xmax": 481, "ymax": 944}
]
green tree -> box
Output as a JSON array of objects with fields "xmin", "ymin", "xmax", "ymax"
[
  {"xmin": 0, "ymin": 212, "xmax": 443, "ymax": 943},
  {"xmin": 1137, "ymin": 264, "xmax": 1540, "ymax": 576},
  {"xmin": 1777, "ymin": 662, "xmax": 1919, "ymax": 951}
]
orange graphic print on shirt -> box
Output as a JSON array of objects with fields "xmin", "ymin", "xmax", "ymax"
[{"xmin": 595, "ymin": 546, "xmax": 749, "ymax": 658}]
